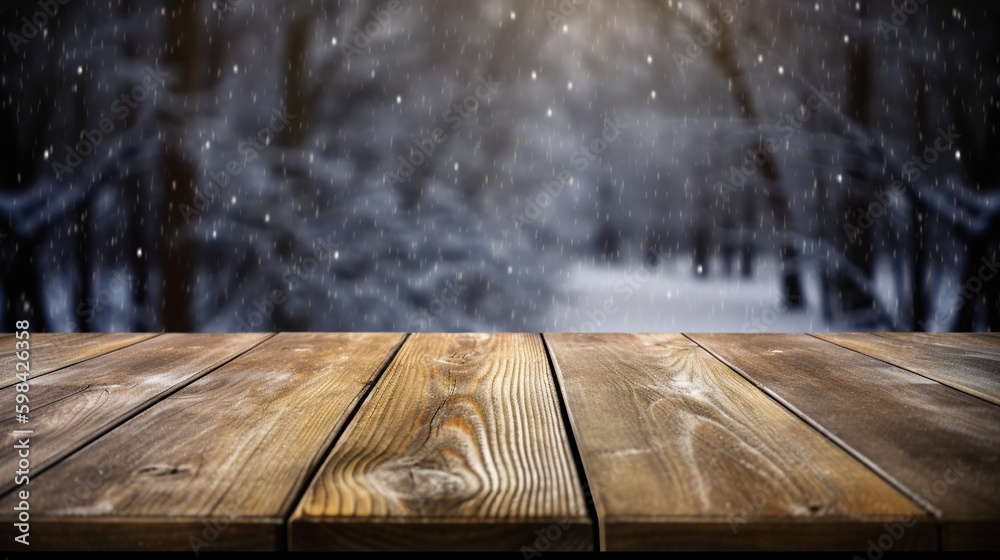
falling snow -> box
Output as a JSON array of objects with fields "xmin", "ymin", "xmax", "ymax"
[{"xmin": 0, "ymin": 0, "xmax": 998, "ymax": 333}]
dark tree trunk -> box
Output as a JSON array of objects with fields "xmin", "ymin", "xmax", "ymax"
[{"xmin": 160, "ymin": 0, "xmax": 200, "ymax": 331}]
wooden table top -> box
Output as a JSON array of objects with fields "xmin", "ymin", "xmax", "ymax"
[{"xmin": 1, "ymin": 333, "xmax": 998, "ymax": 551}]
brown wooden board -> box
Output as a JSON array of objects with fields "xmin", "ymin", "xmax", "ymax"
[
  {"xmin": 0, "ymin": 333, "xmax": 405, "ymax": 551},
  {"xmin": 0, "ymin": 333, "xmax": 157, "ymax": 390},
  {"xmin": 545, "ymin": 333, "xmax": 932, "ymax": 551},
  {"xmin": 290, "ymin": 333, "xmax": 592, "ymax": 551},
  {"xmin": 887, "ymin": 332, "xmax": 1000, "ymax": 353},
  {"xmin": 0, "ymin": 333, "xmax": 272, "ymax": 497},
  {"xmin": 688, "ymin": 333, "xmax": 1000, "ymax": 550},
  {"xmin": 815, "ymin": 333, "xmax": 1000, "ymax": 406},
  {"xmin": 968, "ymin": 333, "xmax": 1000, "ymax": 340},
  {"xmin": 923, "ymin": 332, "xmax": 1000, "ymax": 352}
]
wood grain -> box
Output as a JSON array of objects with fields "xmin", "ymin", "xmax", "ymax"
[
  {"xmin": 880, "ymin": 332, "xmax": 1000, "ymax": 353},
  {"xmin": 0, "ymin": 333, "xmax": 156, "ymax": 389},
  {"xmin": 969, "ymin": 331, "xmax": 1000, "ymax": 343},
  {"xmin": 688, "ymin": 333, "xmax": 1000, "ymax": 550},
  {"xmin": 545, "ymin": 333, "xmax": 931, "ymax": 551},
  {"xmin": 290, "ymin": 333, "xmax": 591, "ymax": 551},
  {"xmin": 0, "ymin": 333, "xmax": 405, "ymax": 551},
  {"xmin": 814, "ymin": 333, "xmax": 1000, "ymax": 405},
  {"xmin": 0, "ymin": 333, "xmax": 270, "ymax": 496}
]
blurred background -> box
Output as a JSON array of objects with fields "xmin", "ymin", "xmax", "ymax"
[{"xmin": 1, "ymin": 0, "xmax": 998, "ymax": 333}]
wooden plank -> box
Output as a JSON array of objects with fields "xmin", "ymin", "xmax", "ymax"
[
  {"xmin": 876, "ymin": 332, "xmax": 1000, "ymax": 354},
  {"xmin": 545, "ymin": 333, "xmax": 931, "ymax": 551},
  {"xmin": 871, "ymin": 332, "xmax": 1000, "ymax": 353},
  {"xmin": 0, "ymin": 333, "xmax": 157, "ymax": 389},
  {"xmin": 939, "ymin": 333, "xmax": 1000, "ymax": 349},
  {"xmin": 0, "ymin": 333, "xmax": 270, "ymax": 496},
  {"xmin": 0, "ymin": 333, "xmax": 405, "ymax": 551},
  {"xmin": 815, "ymin": 333, "xmax": 1000, "ymax": 406},
  {"xmin": 688, "ymin": 333, "xmax": 1000, "ymax": 550},
  {"xmin": 290, "ymin": 333, "xmax": 591, "ymax": 551}
]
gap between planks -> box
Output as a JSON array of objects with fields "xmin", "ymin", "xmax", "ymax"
[
  {"xmin": 809, "ymin": 332, "xmax": 1000, "ymax": 407},
  {"xmin": 549, "ymin": 333, "xmax": 931, "ymax": 551},
  {"xmin": 682, "ymin": 333, "xmax": 944, "ymax": 520},
  {"xmin": 1, "ymin": 333, "xmax": 407, "ymax": 551},
  {"xmin": 686, "ymin": 333, "xmax": 1000, "ymax": 550},
  {"xmin": 0, "ymin": 333, "xmax": 159, "ymax": 391},
  {"xmin": 289, "ymin": 333, "xmax": 591, "ymax": 551},
  {"xmin": 0, "ymin": 333, "xmax": 275, "ymax": 499},
  {"xmin": 540, "ymin": 333, "xmax": 602, "ymax": 552},
  {"xmin": 277, "ymin": 333, "xmax": 411, "ymax": 550}
]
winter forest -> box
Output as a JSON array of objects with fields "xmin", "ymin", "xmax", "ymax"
[{"xmin": 1, "ymin": 0, "xmax": 998, "ymax": 333}]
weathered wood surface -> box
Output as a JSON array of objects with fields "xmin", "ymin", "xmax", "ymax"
[
  {"xmin": 814, "ymin": 333, "xmax": 1000, "ymax": 405},
  {"xmin": 1, "ymin": 333, "xmax": 997, "ymax": 551},
  {"xmin": 290, "ymin": 333, "xmax": 591, "ymax": 551},
  {"xmin": 0, "ymin": 333, "xmax": 271, "ymax": 497},
  {"xmin": 0, "ymin": 333, "xmax": 156, "ymax": 390},
  {"xmin": 0, "ymin": 333, "xmax": 405, "ymax": 551},
  {"xmin": 545, "ymin": 333, "xmax": 932, "ymax": 551},
  {"xmin": 688, "ymin": 333, "xmax": 1000, "ymax": 550}
]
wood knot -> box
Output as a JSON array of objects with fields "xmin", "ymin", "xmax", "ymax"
[
  {"xmin": 137, "ymin": 464, "xmax": 189, "ymax": 476},
  {"xmin": 373, "ymin": 460, "xmax": 479, "ymax": 512}
]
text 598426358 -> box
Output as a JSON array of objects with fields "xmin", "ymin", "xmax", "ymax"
[{"xmin": 12, "ymin": 319, "xmax": 32, "ymax": 546}]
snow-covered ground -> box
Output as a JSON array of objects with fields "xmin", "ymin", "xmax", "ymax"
[{"xmin": 546, "ymin": 256, "xmax": 827, "ymax": 332}]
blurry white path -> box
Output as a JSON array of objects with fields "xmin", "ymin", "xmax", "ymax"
[{"xmin": 546, "ymin": 256, "xmax": 824, "ymax": 332}]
